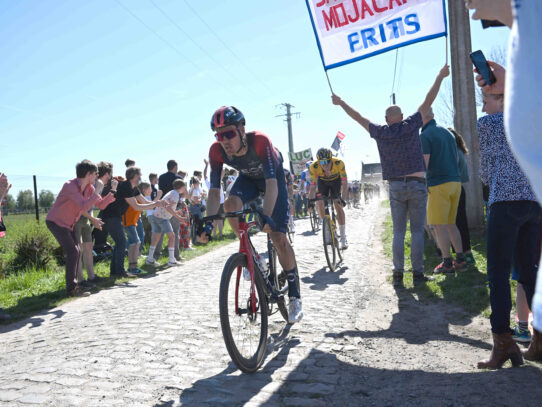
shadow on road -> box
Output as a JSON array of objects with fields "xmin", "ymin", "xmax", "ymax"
[
  {"xmin": 157, "ymin": 325, "xmax": 300, "ymax": 407},
  {"xmin": 301, "ymin": 266, "xmax": 348, "ymax": 291},
  {"xmin": 325, "ymin": 285, "xmax": 491, "ymax": 350}
]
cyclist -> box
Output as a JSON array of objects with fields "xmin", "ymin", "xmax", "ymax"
[
  {"xmin": 308, "ymin": 148, "xmax": 349, "ymax": 249},
  {"xmin": 283, "ymin": 166, "xmax": 296, "ymax": 233},
  {"xmin": 198, "ymin": 106, "xmax": 303, "ymax": 324}
]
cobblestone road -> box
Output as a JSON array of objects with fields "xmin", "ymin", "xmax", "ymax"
[{"xmin": 1, "ymin": 201, "xmax": 541, "ymax": 407}]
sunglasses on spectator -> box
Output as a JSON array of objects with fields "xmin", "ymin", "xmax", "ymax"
[
  {"xmin": 319, "ymin": 160, "xmax": 330, "ymax": 166},
  {"xmin": 215, "ymin": 129, "xmax": 238, "ymax": 142}
]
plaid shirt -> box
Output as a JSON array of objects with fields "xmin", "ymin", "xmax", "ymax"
[{"xmin": 369, "ymin": 112, "xmax": 426, "ymax": 180}]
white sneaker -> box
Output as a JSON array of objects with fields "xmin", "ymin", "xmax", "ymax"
[
  {"xmin": 146, "ymin": 258, "xmax": 159, "ymax": 267},
  {"xmin": 167, "ymin": 259, "xmax": 180, "ymax": 267},
  {"xmin": 340, "ymin": 237, "xmax": 348, "ymax": 250},
  {"xmin": 243, "ymin": 268, "xmax": 251, "ymax": 281},
  {"xmin": 288, "ymin": 297, "xmax": 303, "ymax": 324}
]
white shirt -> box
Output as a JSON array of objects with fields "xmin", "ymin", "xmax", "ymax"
[
  {"xmin": 145, "ymin": 195, "xmax": 155, "ymax": 216},
  {"xmin": 153, "ymin": 190, "xmax": 180, "ymax": 220},
  {"xmin": 205, "ymin": 179, "xmax": 224, "ymax": 204},
  {"xmin": 506, "ymin": 0, "xmax": 542, "ymax": 331}
]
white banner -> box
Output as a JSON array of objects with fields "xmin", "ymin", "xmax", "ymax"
[
  {"xmin": 306, "ymin": 0, "xmax": 447, "ymax": 70},
  {"xmin": 288, "ymin": 148, "xmax": 313, "ymax": 176}
]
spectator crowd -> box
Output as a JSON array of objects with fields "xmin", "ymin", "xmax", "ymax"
[{"xmin": 0, "ymin": 0, "xmax": 541, "ymax": 370}]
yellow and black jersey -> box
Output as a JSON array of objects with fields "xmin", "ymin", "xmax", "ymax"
[{"xmin": 309, "ymin": 158, "xmax": 347, "ymax": 184}]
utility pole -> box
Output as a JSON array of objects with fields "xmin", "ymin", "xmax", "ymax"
[
  {"xmin": 276, "ymin": 103, "xmax": 300, "ymax": 173},
  {"xmin": 448, "ymin": 2, "xmax": 483, "ymax": 229}
]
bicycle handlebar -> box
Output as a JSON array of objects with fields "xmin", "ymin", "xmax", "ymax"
[{"xmin": 309, "ymin": 196, "xmax": 347, "ymax": 207}]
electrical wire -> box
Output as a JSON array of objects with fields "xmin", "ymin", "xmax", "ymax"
[
  {"xmin": 148, "ymin": 0, "xmax": 258, "ymax": 98},
  {"xmin": 113, "ymin": 0, "xmax": 242, "ymax": 98},
  {"xmin": 182, "ymin": 0, "xmax": 278, "ymax": 98}
]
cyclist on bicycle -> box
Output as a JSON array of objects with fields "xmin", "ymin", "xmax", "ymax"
[
  {"xmin": 198, "ymin": 106, "xmax": 303, "ymax": 324},
  {"xmin": 308, "ymin": 147, "xmax": 349, "ymax": 249},
  {"xmin": 283, "ymin": 167, "xmax": 296, "ymax": 233}
]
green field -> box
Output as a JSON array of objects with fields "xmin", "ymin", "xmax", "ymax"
[
  {"xmin": 0, "ymin": 213, "xmax": 237, "ymax": 323},
  {"xmin": 380, "ymin": 200, "xmax": 508, "ymax": 318}
]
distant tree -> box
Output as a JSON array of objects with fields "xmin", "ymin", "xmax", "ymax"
[
  {"xmin": 16, "ymin": 190, "xmax": 35, "ymax": 211},
  {"xmin": 38, "ymin": 190, "xmax": 55, "ymax": 209},
  {"xmin": 4, "ymin": 194, "xmax": 15, "ymax": 211}
]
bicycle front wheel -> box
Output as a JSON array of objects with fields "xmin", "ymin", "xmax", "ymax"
[
  {"xmin": 322, "ymin": 216, "xmax": 337, "ymax": 272},
  {"xmin": 219, "ymin": 253, "xmax": 268, "ymax": 373}
]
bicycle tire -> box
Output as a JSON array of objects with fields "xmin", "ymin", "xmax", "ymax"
[
  {"xmin": 190, "ymin": 217, "xmax": 198, "ymax": 244},
  {"xmin": 219, "ymin": 253, "xmax": 268, "ymax": 373},
  {"xmin": 323, "ymin": 216, "xmax": 337, "ymax": 272},
  {"xmin": 310, "ymin": 210, "xmax": 316, "ymax": 232}
]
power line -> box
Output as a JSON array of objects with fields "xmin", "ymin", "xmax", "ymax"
[
  {"xmin": 182, "ymin": 0, "xmax": 278, "ymax": 98},
  {"xmin": 148, "ymin": 0, "xmax": 258, "ymax": 98},
  {"xmin": 113, "ymin": 0, "xmax": 241, "ymax": 98}
]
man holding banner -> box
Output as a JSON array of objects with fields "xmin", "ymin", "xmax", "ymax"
[{"xmin": 331, "ymin": 64, "xmax": 449, "ymax": 285}]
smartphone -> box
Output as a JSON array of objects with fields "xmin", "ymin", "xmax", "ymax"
[{"xmin": 470, "ymin": 50, "xmax": 497, "ymax": 86}]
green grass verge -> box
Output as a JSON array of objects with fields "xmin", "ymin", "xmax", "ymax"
[
  {"xmin": 0, "ymin": 214, "xmax": 237, "ymax": 323},
  {"xmin": 381, "ymin": 201, "xmax": 516, "ymax": 318}
]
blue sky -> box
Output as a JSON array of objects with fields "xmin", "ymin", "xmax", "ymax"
[{"xmin": 1, "ymin": 0, "xmax": 509, "ymax": 197}]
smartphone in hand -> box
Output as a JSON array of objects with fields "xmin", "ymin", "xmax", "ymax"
[{"xmin": 470, "ymin": 50, "xmax": 497, "ymax": 86}]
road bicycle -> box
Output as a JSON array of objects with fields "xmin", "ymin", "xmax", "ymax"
[
  {"xmin": 201, "ymin": 205, "xmax": 295, "ymax": 373},
  {"xmin": 311, "ymin": 196, "xmax": 345, "ymax": 272}
]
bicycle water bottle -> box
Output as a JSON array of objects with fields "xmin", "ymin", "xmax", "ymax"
[{"xmin": 255, "ymin": 253, "xmax": 269, "ymax": 274}]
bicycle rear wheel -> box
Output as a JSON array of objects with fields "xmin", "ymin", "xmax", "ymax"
[
  {"xmin": 310, "ymin": 210, "xmax": 316, "ymax": 232},
  {"xmin": 219, "ymin": 253, "xmax": 268, "ymax": 373},
  {"xmin": 322, "ymin": 216, "xmax": 337, "ymax": 272}
]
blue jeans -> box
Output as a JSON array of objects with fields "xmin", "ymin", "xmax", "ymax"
[
  {"xmin": 389, "ymin": 180, "xmax": 428, "ymax": 274},
  {"xmin": 136, "ymin": 217, "xmax": 144, "ymax": 254},
  {"xmin": 486, "ymin": 200, "xmax": 541, "ymax": 334},
  {"xmin": 124, "ymin": 225, "xmax": 140, "ymax": 247},
  {"xmin": 104, "ymin": 217, "xmax": 126, "ymax": 276}
]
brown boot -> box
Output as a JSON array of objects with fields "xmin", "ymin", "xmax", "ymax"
[
  {"xmin": 477, "ymin": 332, "xmax": 524, "ymax": 369},
  {"xmin": 522, "ymin": 329, "xmax": 542, "ymax": 361}
]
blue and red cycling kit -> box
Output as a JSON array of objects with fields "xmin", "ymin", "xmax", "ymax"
[{"xmin": 209, "ymin": 131, "xmax": 290, "ymax": 233}]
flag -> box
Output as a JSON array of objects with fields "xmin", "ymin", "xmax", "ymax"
[
  {"xmin": 305, "ymin": 0, "xmax": 447, "ymax": 70},
  {"xmin": 331, "ymin": 131, "xmax": 345, "ymax": 152}
]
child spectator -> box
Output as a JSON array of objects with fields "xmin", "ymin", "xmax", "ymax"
[{"xmin": 147, "ymin": 179, "xmax": 188, "ymax": 267}]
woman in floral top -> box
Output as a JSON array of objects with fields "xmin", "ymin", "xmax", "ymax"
[{"xmin": 477, "ymin": 92, "xmax": 541, "ymax": 369}]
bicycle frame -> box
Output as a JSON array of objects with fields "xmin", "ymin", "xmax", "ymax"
[
  {"xmin": 235, "ymin": 217, "xmax": 259, "ymax": 317},
  {"xmin": 233, "ymin": 215, "xmax": 289, "ymax": 318}
]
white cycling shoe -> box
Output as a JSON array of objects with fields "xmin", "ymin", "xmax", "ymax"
[
  {"xmin": 288, "ymin": 297, "xmax": 303, "ymax": 324},
  {"xmin": 340, "ymin": 237, "xmax": 349, "ymax": 250},
  {"xmin": 243, "ymin": 268, "xmax": 251, "ymax": 281}
]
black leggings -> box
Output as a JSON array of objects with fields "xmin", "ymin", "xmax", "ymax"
[{"xmin": 455, "ymin": 186, "xmax": 471, "ymax": 252}]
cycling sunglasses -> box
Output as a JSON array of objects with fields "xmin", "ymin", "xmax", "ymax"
[
  {"xmin": 319, "ymin": 159, "xmax": 330, "ymax": 166},
  {"xmin": 215, "ymin": 129, "xmax": 238, "ymax": 142}
]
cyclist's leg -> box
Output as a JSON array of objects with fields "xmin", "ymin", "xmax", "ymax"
[
  {"xmin": 226, "ymin": 175, "xmax": 260, "ymax": 238},
  {"xmin": 316, "ymin": 178, "xmax": 330, "ymax": 220},
  {"xmin": 267, "ymin": 168, "xmax": 301, "ymax": 300}
]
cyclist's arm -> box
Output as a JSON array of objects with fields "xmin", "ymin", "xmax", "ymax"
[
  {"xmin": 206, "ymin": 143, "xmax": 224, "ymax": 217},
  {"xmin": 308, "ymin": 182, "xmax": 317, "ymax": 200},
  {"xmin": 206, "ymin": 188, "xmax": 220, "ymax": 217},
  {"xmin": 263, "ymin": 178, "xmax": 278, "ymax": 218}
]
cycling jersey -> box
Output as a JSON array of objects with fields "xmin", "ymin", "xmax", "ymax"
[
  {"xmin": 209, "ymin": 131, "xmax": 280, "ymax": 188},
  {"xmin": 309, "ymin": 157, "xmax": 347, "ymax": 185},
  {"xmin": 208, "ymin": 131, "xmax": 289, "ymax": 233}
]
